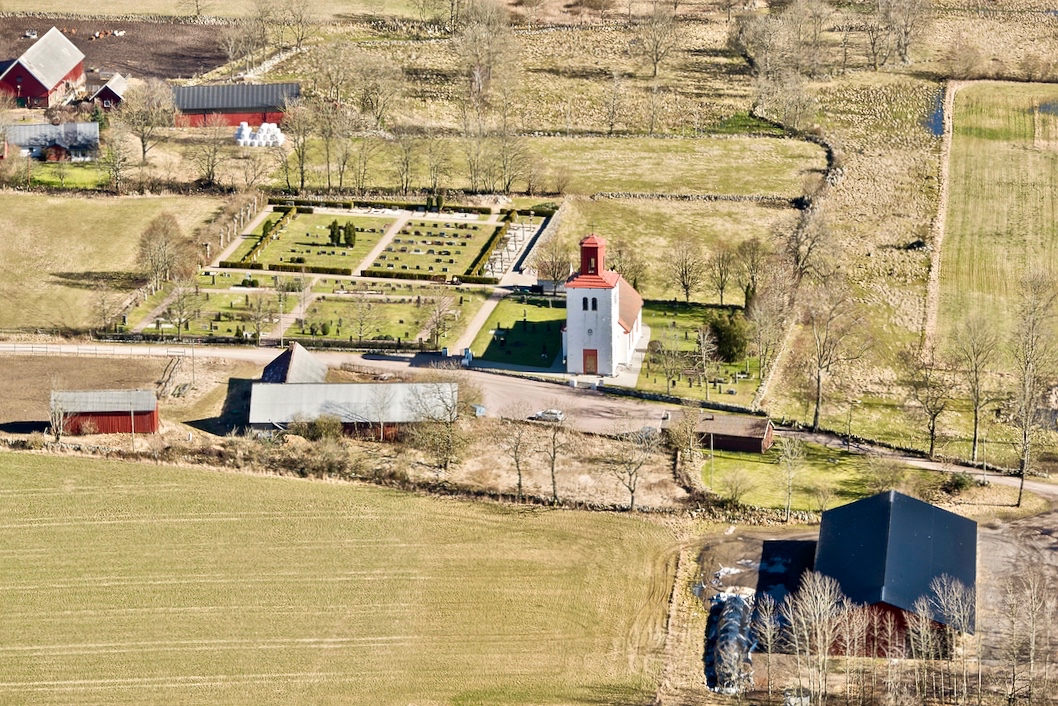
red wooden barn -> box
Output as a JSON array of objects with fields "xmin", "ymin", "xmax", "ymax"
[
  {"xmin": 50, "ymin": 390, "xmax": 159, "ymax": 435},
  {"xmin": 0, "ymin": 27, "xmax": 85, "ymax": 108},
  {"xmin": 173, "ymin": 83, "xmax": 301, "ymax": 127},
  {"xmin": 661, "ymin": 410, "xmax": 775, "ymax": 453}
]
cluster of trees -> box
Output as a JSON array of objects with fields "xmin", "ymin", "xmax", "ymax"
[
  {"xmin": 744, "ymin": 555, "xmax": 1056, "ymax": 706},
  {"xmin": 730, "ymin": 0, "xmax": 931, "ymax": 130}
]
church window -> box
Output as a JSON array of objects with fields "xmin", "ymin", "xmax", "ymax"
[
  {"xmin": 591, "ymin": 297, "xmax": 597, "ymax": 311},
  {"xmin": 582, "ymin": 298, "xmax": 588, "ymax": 311}
]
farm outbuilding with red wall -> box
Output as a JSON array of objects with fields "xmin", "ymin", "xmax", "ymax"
[
  {"xmin": 0, "ymin": 27, "xmax": 85, "ymax": 108},
  {"xmin": 173, "ymin": 83, "xmax": 300, "ymax": 127},
  {"xmin": 50, "ymin": 389, "xmax": 159, "ymax": 435}
]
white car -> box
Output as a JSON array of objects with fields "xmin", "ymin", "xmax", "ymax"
[{"xmin": 529, "ymin": 409, "xmax": 566, "ymax": 423}]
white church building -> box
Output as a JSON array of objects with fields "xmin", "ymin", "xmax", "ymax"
[{"xmin": 562, "ymin": 234, "xmax": 644, "ymax": 376}]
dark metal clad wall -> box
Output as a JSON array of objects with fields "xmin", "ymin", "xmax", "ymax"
[
  {"xmin": 814, "ymin": 491, "xmax": 891, "ymax": 606},
  {"xmin": 884, "ymin": 493, "xmax": 977, "ymax": 623}
]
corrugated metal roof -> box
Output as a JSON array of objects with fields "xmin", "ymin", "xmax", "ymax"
[
  {"xmin": 91, "ymin": 72, "xmax": 127, "ymax": 101},
  {"xmin": 173, "ymin": 83, "xmax": 300, "ymax": 112},
  {"xmin": 8, "ymin": 27, "xmax": 84, "ymax": 90},
  {"xmin": 661, "ymin": 410, "xmax": 771, "ymax": 439},
  {"xmin": 5, "ymin": 122, "xmax": 99, "ymax": 150},
  {"xmin": 815, "ymin": 490, "xmax": 977, "ymax": 631},
  {"xmin": 51, "ymin": 389, "xmax": 157, "ymax": 414},
  {"xmin": 261, "ymin": 342, "xmax": 329, "ymax": 384},
  {"xmin": 249, "ymin": 382, "xmax": 458, "ymax": 426}
]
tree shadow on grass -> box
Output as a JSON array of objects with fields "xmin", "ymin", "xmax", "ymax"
[
  {"xmin": 184, "ymin": 377, "xmax": 252, "ymax": 436},
  {"xmin": 50, "ymin": 271, "xmax": 145, "ymax": 291}
]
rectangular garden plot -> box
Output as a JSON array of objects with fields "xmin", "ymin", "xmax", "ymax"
[
  {"xmin": 230, "ymin": 212, "xmax": 394, "ymax": 273},
  {"xmin": 369, "ymin": 219, "xmax": 501, "ymax": 279}
]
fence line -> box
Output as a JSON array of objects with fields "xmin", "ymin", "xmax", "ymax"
[{"xmin": 0, "ymin": 343, "xmax": 190, "ymax": 358}]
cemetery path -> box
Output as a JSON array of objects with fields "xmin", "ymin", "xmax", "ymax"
[
  {"xmin": 263, "ymin": 277, "xmax": 320, "ymax": 340},
  {"xmin": 452, "ymin": 288, "xmax": 506, "ymax": 353},
  {"xmin": 131, "ymin": 290, "xmax": 179, "ymax": 334},
  {"xmin": 356, "ymin": 213, "xmax": 412, "ymax": 275}
]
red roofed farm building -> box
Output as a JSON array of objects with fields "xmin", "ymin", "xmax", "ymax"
[
  {"xmin": 0, "ymin": 27, "xmax": 85, "ymax": 108},
  {"xmin": 50, "ymin": 390, "xmax": 159, "ymax": 435},
  {"xmin": 562, "ymin": 234, "xmax": 644, "ymax": 376}
]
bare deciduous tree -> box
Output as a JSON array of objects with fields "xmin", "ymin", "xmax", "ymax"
[
  {"xmin": 777, "ymin": 435, "xmax": 804, "ymax": 522},
  {"xmin": 138, "ymin": 212, "xmax": 188, "ymax": 292},
  {"xmin": 735, "ymin": 237, "xmax": 769, "ymax": 309},
  {"xmin": 499, "ymin": 404, "xmax": 535, "ymax": 501},
  {"xmin": 166, "ymin": 278, "xmax": 202, "ymax": 336},
  {"xmin": 281, "ymin": 98, "xmax": 314, "ymax": 193},
  {"xmin": 901, "ymin": 343, "xmax": 955, "ymax": 459},
  {"xmin": 531, "ymin": 238, "xmax": 572, "ymax": 296},
  {"xmin": 654, "ymin": 327, "xmax": 687, "ymax": 394},
  {"xmin": 604, "ymin": 427, "xmax": 660, "ymax": 511},
  {"xmin": 424, "ymin": 295, "xmax": 455, "ymax": 348},
  {"xmin": 355, "ymin": 56, "xmax": 403, "ymax": 129},
  {"xmin": 538, "ymin": 412, "xmax": 571, "ymax": 504},
  {"xmin": 802, "ymin": 281, "xmax": 869, "ymax": 432},
  {"xmin": 351, "ymin": 136, "xmax": 384, "ymax": 195},
  {"xmin": 667, "ymin": 239, "xmax": 707, "ymax": 302},
  {"xmin": 708, "ymin": 246, "xmax": 736, "ymax": 306},
  {"xmin": 753, "ymin": 593, "xmax": 781, "ymax": 699},
  {"xmin": 245, "ymin": 292, "xmax": 275, "ymax": 344},
  {"xmin": 393, "ymin": 132, "xmax": 419, "ymax": 196},
  {"xmin": 785, "ymin": 207, "xmax": 830, "ymax": 282},
  {"xmin": 191, "ymin": 113, "xmax": 229, "ymax": 187},
  {"xmin": 783, "ymin": 571, "xmax": 848, "ymax": 703},
  {"xmin": 631, "ymin": 0, "xmax": 679, "ymax": 78},
  {"xmin": 748, "ymin": 266, "xmax": 793, "ymax": 380},
  {"xmin": 409, "ymin": 373, "xmax": 467, "ymax": 476},
  {"xmin": 1008, "ymin": 272, "xmax": 1058, "ymax": 507},
  {"xmin": 118, "ymin": 79, "xmax": 175, "ymax": 162},
  {"xmin": 348, "ymin": 290, "xmax": 382, "ymax": 343},
  {"xmin": 948, "ymin": 311, "xmax": 1000, "ymax": 464}
]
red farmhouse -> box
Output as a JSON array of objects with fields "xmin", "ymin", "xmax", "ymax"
[
  {"xmin": 0, "ymin": 27, "xmax": 85, "ymax": 108},
  {"xmin": 173, "ymin": 83, "xmax": 301, "ymax": 127},
  {"xmin": 50, "ymin": 389, "xmax": 159, "ymax": 435}
]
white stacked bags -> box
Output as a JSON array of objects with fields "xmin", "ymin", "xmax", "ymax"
[{"xmin": 233, "ymin": 122, "xmax": 286, "ymax": 147}]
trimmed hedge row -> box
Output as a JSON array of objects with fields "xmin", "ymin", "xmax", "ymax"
[
  {"xmin": 266, "ymin": 196, "xmax": 495, "ymax": 216},
  {"xmin": 458, "ymin": 274, "xmax": 500, "ymax": 285},
  {"xmin": 361, "ymin": 269, "xmax": 448, "ymax": 282},
  {"xmin": 217, "ymin": 261, "xmax": 352, "ymax": 276},
  {"xmin": 466, "ymin": 223, "xmax": 508, "ymax": 276}
]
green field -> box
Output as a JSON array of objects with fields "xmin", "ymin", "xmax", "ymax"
[
  {"xmin": 939, "ymin": 82, "xmax": 1058, "ymax": 337},
  {"xmin": 470, "ymin": 298, "xmax": 565, "ymax": 367},
  {"xmin": 0, "ymin": 194, "xmax": 222, "ymax": 330},
  {"xmin": 370, "ymin": 218, "xmax": 498, "ymax": 278},
  {"xmin": 0, "ymin": 451, "xmax": 674, "ymax": 704},
  {"xmin": 556, "ymin": 198, "xmax": 800, "ymax": 302}
]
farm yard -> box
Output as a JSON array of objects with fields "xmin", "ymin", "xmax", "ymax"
[
  {"xmin": 0, "ymin": 453, "xmax": 675, "ymax": 705},
  {"xmin": 0, "ymin": 194, "xmax": 222, "ymax": 331},
  {"xmin": 0, "ymin": 18, "xmax": 227, "ymax": 79}
]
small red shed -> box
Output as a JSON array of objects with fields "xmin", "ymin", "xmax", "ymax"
[
  {"xmin": 50, "ymin": 389, "xmax": 159, "ymax": 435},
  {"xmin": 0, "ymin": 27, "xmax": 85, "ymax": 108},
  {"xmin": 90, "ymin": 73, "xmax": 127, "ymax": 110}
]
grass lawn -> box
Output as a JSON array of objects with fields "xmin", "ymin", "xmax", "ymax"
[
  {"xmin": 0, "ymin": 193, "xmax": 222, "ymax": 330},
  {"xmin": 470, "ymin": 298, "xmax": 566, "ymax": 368},
  {"xmin": 534, "ymin": 136, "xmax": 825, "ymax": 196},
  {"xmin": 294, "ymin": 286, "xmax": 490, "ymax": 344},
  {"xmin": 232, "ymin": 212, "xmax": 394, "ymax": 272},
  {"xmin": 370, "ymin": 219, "xmax": 499, "ymax": 278},
  {"xmin": 555, "ymin": 197, "xmax": 801, "ymax": 302},
  {"xmin": 28, "ymin": 162, "xmax": 104, "ymax": 189},
  {"xmin": 939, "ymin": 82, "xmax": 1058, "ymax": 339},
  {"xmin": 703, "ymin": 441, "xmax": 915, "ymax": 511},
  {"xmin": 0, "ymin": 451, "xmax": 674, "ymax": 705}
]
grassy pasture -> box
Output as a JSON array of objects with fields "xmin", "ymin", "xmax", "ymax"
[
  {"xmin": 534, "ymin": 137, "xmax": 825, "ymax": 197},
  {"xmin": 471, "ymin": 298, "xmax": 565, "ymax": 367},
  {"xmin": 556, "ymin": 197, "xmax": 801, "ymax": 302},
  {"xmin": 0, "ymin": 194, "xmax": 222, "ymax": 330},
  {"xmin": 0, "ymin": 452, "xmax": 674, "ymax": 705},
  {"xmin": 938, "ymin": 82, "xmax": 1058, "ymax": 337}
]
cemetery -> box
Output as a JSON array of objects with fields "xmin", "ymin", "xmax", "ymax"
[{"xmin": 367, "ymin": 219, "xmax": 500, "ymax": 280}]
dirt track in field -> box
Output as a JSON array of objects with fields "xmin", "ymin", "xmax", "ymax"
[{"xmin": 0, "ymin": 19, "xmax": 226, "ymax": 80}]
